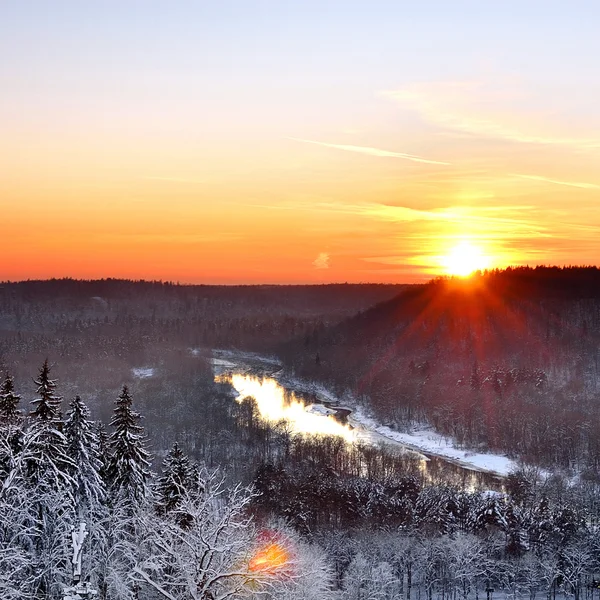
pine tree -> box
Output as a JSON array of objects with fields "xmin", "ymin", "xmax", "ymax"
[
  {"xmin": 504, "ymin": 501, "xmax": 529, "ymax": 556},
  {"xmin": 107, "ymin": 385, "xmax": 152, "ymax": 502},
  {"xmin": 22, "ymin": 361, "xmax": 75, "ymax": 598},
  {"xmin": 156, "ymin": 442, "xmax": 195, "ymax": 514},
  {"xmin": 0, "ymin": 373, "xmax": 23, "ymax": 480},
  {"xmin": 64, "ymin": 396, "xmax": 105, "ymax": 511},
  {"xmin": 25, "ymin": 360, "xmax": 74, "ymax": 490},
  {"xmin": 30, "ymin": 359, "xmax": 61, "ymax": 423},
  {"xmin": 469, "ymin": 361, "xmax": 481, "ymax": 391},
  {"xmin": 0, "ymin": 373, "xmax": 22, "ymax": 426}
]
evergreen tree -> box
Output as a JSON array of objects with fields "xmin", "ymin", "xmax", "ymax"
[
  {"xmin": 468, "ymin": 493, "xmax": 507, "ymax": 533},
  {"xmin": 25, "ymin": 360, "xmax": 74, "ymax": 490},
  {"xmin": 0, "ymin": 373, "xmax": 22, "ymax": 426},
  {"xmin": 107, "ymin": 385, "xmax": 152, "ymax": 502},
  {"xmin": 156, "ymin": 442, "xmax": 195, "ymax": 514},
  {"xmin": 64, "ymin": 396, "xmax": 105, "ymax": 511},
  {"xmin": 30, "ymin": 359, "xmax": 61, "ymax": 423},
  {"xmin": 530, "ymin": 496, "xmax": 553, "ymax": 551},
  {"xmin": 0, "ymin": 373, "xmax": 23, "ymax": 480},
  {"xmin": 469, "ymin": 361, "xmax": 481, "ymax": 391},
  {"xmin": 22, "ymin": 361, "xmax": 75, "ymax": 598},
  {"xmin": 504, "ymin": 501, "xmax": 529, "ymax": 556}
]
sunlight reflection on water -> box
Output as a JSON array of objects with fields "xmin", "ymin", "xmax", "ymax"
[
  {"xmin": 225, "ymin": 373, "xmax": 357, "ymax": 443},
  {"xmin": 215, "ymin": 367, "xmax": 503, "ymax": 492}
]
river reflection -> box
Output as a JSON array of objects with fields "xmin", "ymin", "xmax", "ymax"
[
  {"xmin": 216, "ymin": 368, "xmax": 504, "ymax": 492},
  {"xmin": 222, "ymin": 373, "xmax": 357, "ymax": 443}
]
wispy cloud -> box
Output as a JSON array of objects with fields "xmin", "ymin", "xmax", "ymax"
[
  {"xmin": 249, "ymin": 196, "xmax": 599, "ymax": 272},
  {"xmin": 510, "ymin": 173, "xmax": 600, "ymax": 190},
  {"xmin": 313, "ymin": 252, "xmax": 330, "ymax": 269},
  {"xmin": 383, "ymin": 81, "xmax": 600, "ymax": 149},
  {"xmin": 246, "ymin": 199, "xmax": 539, "ymax": 228},
  {"xmin": 289, "ymin": 137, "xmax": 449, "ymax": 165}
]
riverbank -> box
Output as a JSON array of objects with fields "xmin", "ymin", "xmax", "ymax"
[
  {"xmin": 349, "ymin": 407, "xmax": 517, "ymax": 477},
  {"xmin": 210, "ymin": 349, "xmax": 519, "ymax": 478}
]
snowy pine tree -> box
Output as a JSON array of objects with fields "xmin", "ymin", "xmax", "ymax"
[
  {"xmin": 0, "ymin": 373, "xmax": 23, "ymax": 481},
  {"xmin": 31, "ymin": 359, "xmax": 62, "ymax": 423},
  {"xmin": 107, "ymin": 385, "xmax": 152, "ymax": 502},
  {"xmin": 21, "ymin": 361, "xmax": 76, "ymax": 598},
  {"xmin": 156, "ymin": 441, "xmax": 195, "ymax": 515},
  {"xmin": 64, "ymin": 396, "xmax": 106, "ymax": 512},
  {"xmin": 0, "ymin": 372, "xmax": 22, "ymax": 426},
  {"xmin": 25, "ymin": 360, "xmax": 74, "ymax": 490}
]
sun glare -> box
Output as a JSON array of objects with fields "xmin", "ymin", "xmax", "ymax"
[
  {"xmin": 443, "ymin": 241, "xmax": 490, "ymax": 277},
  {"xmin": 220, "ymin": 373, "xmax": 357, "ymax": 442}
]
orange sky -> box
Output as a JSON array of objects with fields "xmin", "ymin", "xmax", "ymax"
[{"xmin": 2, "ymin": 3, "xmax": 600, "ymax": 283}]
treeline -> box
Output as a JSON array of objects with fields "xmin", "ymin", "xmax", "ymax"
[
  {"xmin": 255, "ymin": 459, "xmax": 596, "ymax": 551},
  {"xmin": 0, "ymin": 278, "xmax": 402, "ymax": 355},
  {"xmin": 0, "ymin": 280, "xmax": 402, "ymax": 403},
  {"xmin": 282, "ymin": 267, "xmax": 600, "ymax": 470}
]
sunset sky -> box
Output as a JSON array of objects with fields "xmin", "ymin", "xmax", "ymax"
[{"xmin": 2, "ymin": 1, "xmax": 599, "ymax": 283}]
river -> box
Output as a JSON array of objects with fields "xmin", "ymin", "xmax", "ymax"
[{"xmin": 212, "ymin": 352, "xmax": 505, "ymax": 492}]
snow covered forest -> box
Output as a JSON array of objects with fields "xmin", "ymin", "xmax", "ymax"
[
  {"xmin": 0, "ymin": 362, "xmax": 332, "ymax": 599},
  {"xmin": 2, "ymin": 360, "xmax": 600, "ymax": 599},
  {"xmin": 2, "ymin": 272, "xmax": 600, "ymax": 599},
  {"xmin": 284, "ymin": 267, "xmax": 600, "ymax": 471}
]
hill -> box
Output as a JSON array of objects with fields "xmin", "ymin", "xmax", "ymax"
[{"xmin": 281, "ymin": 267, "xmax": 600, "ymax": 470}]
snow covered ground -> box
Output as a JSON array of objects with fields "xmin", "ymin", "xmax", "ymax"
[
  {"xmin": 305, "ymin": 404, "xmax": 337, "ymax": 416},
  {"xmin": 275, "ymin": 372, "xmax": 518, "ymax": 477},
  {"xmin": 213, "ymin": 348, "xmax": 282, "ymax": 367},
  {"xmin": 132, "ymin": 367, "xmax": 155, "ymax": 379},
  {"xmin": 350, "ymin": 407, "xmax": 518, "ymax": 477},
  {"xmin": 210, "ymin": 358, "xmax": 237, "ymax": 369}
]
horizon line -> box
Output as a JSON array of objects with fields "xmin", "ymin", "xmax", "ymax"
[{"xmin": 2, "ymin": 264, "xmax": 599, "ymax": 287}]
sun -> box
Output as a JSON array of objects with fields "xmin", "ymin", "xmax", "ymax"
[{"xmin": 443, "ymin": 241, "xmax": 490, "ymax": 277}]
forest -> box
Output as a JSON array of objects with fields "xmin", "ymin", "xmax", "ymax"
[
  {"xmin": 283, "ymin": 267, "xmax": 600, "ymax": 471},
  {"xmin": 3, "ymin": 357, "xmax": 600, "ymax": 600},
  {"xmin": 2, "ymin": 269, "xmax": 600, "ymax": 598}
]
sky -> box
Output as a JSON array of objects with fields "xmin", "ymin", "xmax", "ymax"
[{"xmin": 1, "ymin": 1, "xmax": 600, "ymax": 283}]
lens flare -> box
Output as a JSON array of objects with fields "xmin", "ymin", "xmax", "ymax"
[{"xmin": 248, "ymin": 541, "xmax": 290, "ymax": 574}]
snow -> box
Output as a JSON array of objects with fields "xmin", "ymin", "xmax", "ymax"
[
  {"xmin": 213, "ymin": 349, "xmax": 519, "ymax": 478},
  {"xmin": 305, "ymin": 404, "xmax": 336, "ymax": 416},
  {"xmin": 350, "ymin": 407, "xmax": 518, "ymax": 477},
  {"xmin": 276, "ymin": 369, "xmax": 518, "ymax": 477},
  {"xmin": 213, "ymin": 348, "xmax": 282, "ymax": 367},
  {"xmin": 132, "ymin": 367, "xmax": 155, "ymax": 379},
  {"xmin": 209, "ymin": 358, "xmax": 237, "ymax": 368}
]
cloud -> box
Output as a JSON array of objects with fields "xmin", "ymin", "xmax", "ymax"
[
  {"xmin": 313, "ymin": 252, "xmax": 330, "ymax": 269},
  {"xmin": 510, "ymin": 173, "xmax": 600, "ymax": 190},
  {"xmin": 383, "ymin": 81, "xmax": 600, "ymax": 149},
  {"xmin": 248, "ymin": 199, "xmax": 541, "ymax": 232},
  {"xmin": 289, "ymin": 137, "xmax": 449, "ymax": 165}
]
